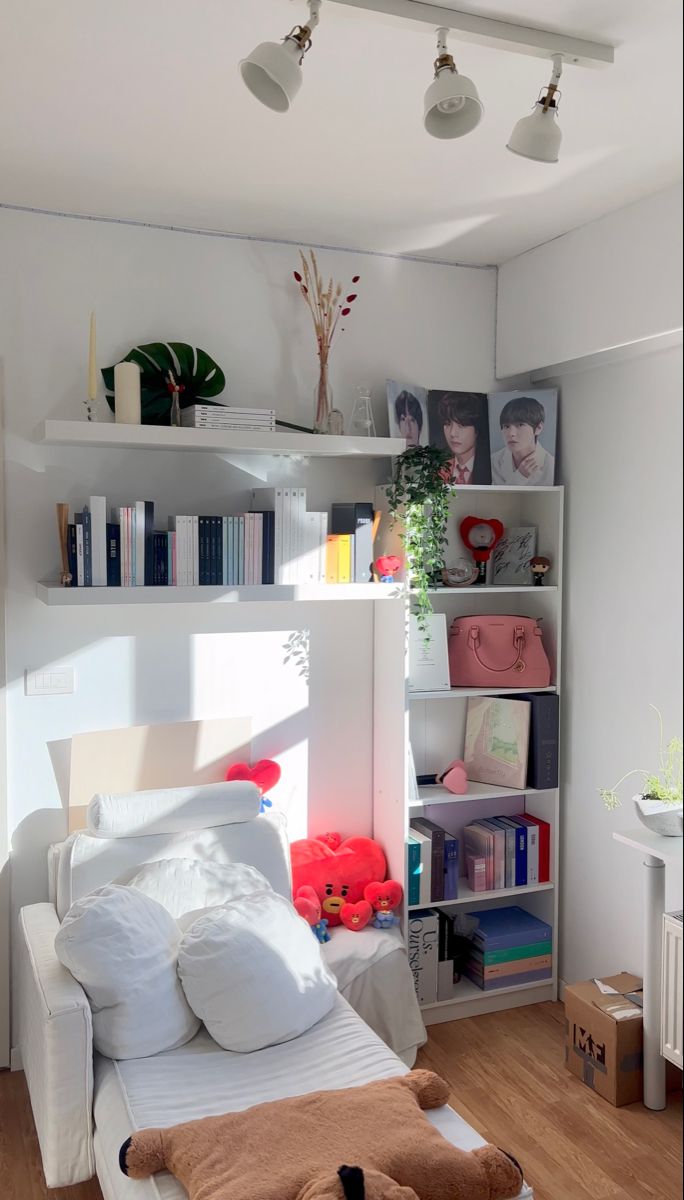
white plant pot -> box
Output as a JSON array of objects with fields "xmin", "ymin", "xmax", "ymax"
[{"xmin": 634, "ymin": 794, "xmax": 684, "ymax": 837}]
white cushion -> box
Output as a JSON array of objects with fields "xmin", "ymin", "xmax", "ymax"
[
  {"xmin": 178, "ymin": 892, "xmax": 338, "ymax": 1052},
  {"xmin": 54, "ymin": 885, "xmax": 200, "ymax": 1059},
  {"xmin": 87, "ymin": 780, "xmax": 261, "ymax": 839},
  {"xmin": 116, "ymin": 857, "xmax": 271, "ymax": 919}
]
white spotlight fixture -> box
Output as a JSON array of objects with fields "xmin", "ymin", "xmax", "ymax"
[
  {"xmin": 240, "ymin": 0, "xmax": 322, "ymax": 113},
  {"xmin": 507, "ymin": 54, "xmax": 564, "ymax": 163},
  {"xmin": 423, "ymin": 28, "xmax": 483, "ymax": 140}
]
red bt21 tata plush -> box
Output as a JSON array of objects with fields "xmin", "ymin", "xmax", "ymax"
[{"xmin": 290, "ymin": 834, "xmax": 402, "ymax": 933}]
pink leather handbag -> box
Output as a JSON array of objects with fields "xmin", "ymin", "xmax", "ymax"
[{"xmin": 448, "ymin": 615, "xmax": 552, "ymax": 688}]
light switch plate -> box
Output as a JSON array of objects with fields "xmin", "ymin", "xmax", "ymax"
[{"xmin": 25, "ymin": 666, "xmax": 75, "ymax": 696}]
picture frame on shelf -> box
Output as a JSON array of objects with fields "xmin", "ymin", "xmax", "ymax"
[
  {"xmin": 464, "ymin": 697, "xmax": 531, "ymax": 790},
  {"xmin": 386, "ymin": 380, "xmax": 429, "ymax": 448},
  {"xmin": 427, "ymin": 391, "xmax": 492, "ymax": 485},
  {"xmin": 488, "ymin": 389, "xmax": 558, "ymax": 486},
  {"xmin": 492, "ymin": 527, "xmax": 537, "ymax": 587}
]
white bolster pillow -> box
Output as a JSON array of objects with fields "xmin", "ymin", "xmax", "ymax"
[{"xmin": 87, "ymin": 781, "xmax": 261, "ymax": 839}]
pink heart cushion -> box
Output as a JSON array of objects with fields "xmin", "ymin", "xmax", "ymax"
[
  {"xmin": 290, "ymin": 836, "xmax": 387, "ymax": 927},
  {"xmin": 440, "ymin": 760, "xmax": 468, "ymax": 795},
  {"xmin": 340, "ymin": 901, "xmax": 373, "ymax": 932}
]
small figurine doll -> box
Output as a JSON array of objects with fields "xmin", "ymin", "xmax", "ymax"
[
  {"xmin": 530, "ymin": 555, "xmax": 551, "ymax": 586},
  {"xmin": 375, "ymin": 554, "xmax": 402, "ymax": 583},
  {"xmin": 459, "ymin": 516, "xmax": 504, "ymax": 586}
]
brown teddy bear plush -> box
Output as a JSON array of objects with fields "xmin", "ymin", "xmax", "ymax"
[
  {"xmin": 298, "ymin": 1164, "xmax": 419, "ymax": 1199},
  {"xmin": 120, "ymin": 1069, "xmax": 523, "ymax": 1200}
]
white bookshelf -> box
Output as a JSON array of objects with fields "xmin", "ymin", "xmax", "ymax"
[
  {"xmin": 36, "ymin": 582, "xmax": 400, "ymax": 606},
  {"xmin": 374, "ymin": 484, "xmax": 564, "ymax": 1024},
  {"xmin": 36, "ymin": 419, "xmax": 404, "ymax": 459}
]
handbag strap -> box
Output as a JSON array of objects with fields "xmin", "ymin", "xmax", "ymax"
[{"xmin": 467, "ymin": 624, "xmax": 526, "ymax": 673}]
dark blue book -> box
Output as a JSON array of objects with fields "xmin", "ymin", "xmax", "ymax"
[
  {"xmin": 469, "ymin": 906, "xmax": 552, "ymax": 951},
  {"xmin": 212, "ymin": 516, "xmax": 222, "ymax": 585},
  {"xmin": 198, "ymin": 517, "xmax": 211, "ymax": 585},
  {"xmin": 106, "ymin": 523, "xmax": 121, "ymax": 587},
  {"xmin": 67, "ymin": 524, "xmax": 78, "ymax": 587},
  {"xmin": 261, "ymin": 511, "xmax": 275, "ymax": 585},
  {"xmin": 518, "ymin": 692, "xmax": 560, "ymax": 790},
  {"xmin": 410, "ymin": 818, "xmax": 445, "ymax": 902},
  {"xmin": 443, "ymin": 835, "xmax": 459, "ymax": 901},
  {"xmin": 153, "ymin": 532, "xmax": 168, "ymax": 585}
]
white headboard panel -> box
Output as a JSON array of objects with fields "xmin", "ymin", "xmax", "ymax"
[{"xmin": 55, "ymin": 813, "xmax": 291, "ymax": 921}]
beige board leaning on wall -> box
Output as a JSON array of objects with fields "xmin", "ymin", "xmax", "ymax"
[{"xmin": 68, "ymin": 717, "xmax": 252, "ymax": 832}]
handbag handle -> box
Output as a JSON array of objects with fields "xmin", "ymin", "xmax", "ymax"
[{"xmin": 467, "ymin": 624, "xmax": 526, "ymax": 673}]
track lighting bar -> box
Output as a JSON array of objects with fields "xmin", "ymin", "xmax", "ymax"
[{"xmin": 329, "ymin": 0, "xmax": 614, "ymax": 68}]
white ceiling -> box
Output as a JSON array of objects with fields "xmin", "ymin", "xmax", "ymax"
[{"xmin": 1, "ymin": 0, "xmax": 681, "ymax": 265}]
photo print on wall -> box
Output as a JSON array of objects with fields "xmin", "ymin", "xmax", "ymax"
[
  {"xmin": 427, "ymin": 391, "xmax": 492, "ymax": 485},
  {"xmin": 386, "ymin": 380, "xmax": 429, "ymax": 448},
  {"xmin": 488, "ymin": 389, "xmax": 558, "ymax": 486}
]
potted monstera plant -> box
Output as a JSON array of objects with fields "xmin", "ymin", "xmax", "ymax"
[
  {"xmin": 102, "ymin": 342, "xmax": 226, "ymax": 425},
  {"xmin": 600, "ymin": 707, "xmax": 683, "ymax": 837}
]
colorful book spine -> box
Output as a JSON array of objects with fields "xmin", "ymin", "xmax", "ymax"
[
  {"xmin": 407, "ymin": 837, "xmax": 422, "ymax": 907},
  {"xmin": 410, "ymin": 818, "xmax": 445, "ymax": 903},
  {"xmin": 520, "ymin": 815, "xmax": 551, "ymax": 882},
  {"xmin": 89, "ymin": 495, "xmax": 107, "ymax": 586},
  {"xmin": 443, "ymin": 835, "xmax": 459, "ymax": 901},
  {"xmin": 67, "ymin": 523, "xmax": 78, "ymax": 586},
  {"xmin": 514, "ymin": 815, "xmax": 539, "ymax": 885},
  {"xmin": 497, "ymin": 818, "xmax": 527, "ymax": 887},
  {"xmin": 325, "ymin": 535, "xmax": 339, "ymax": 583},
  {"xmin": 480, "ymin": 939, "xmax": 553, "ymax": 966},
  {"xmin": 475, "ymin": 820, "xmax": 506, "ymax": 890}
]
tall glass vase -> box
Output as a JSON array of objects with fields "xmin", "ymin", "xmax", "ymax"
[{"xmin": 313, "ymin": 356, "xmax": 332, "ymax": 434}]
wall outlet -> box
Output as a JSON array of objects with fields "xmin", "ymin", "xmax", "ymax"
[{"xmin": 24, "ymin": 666, "xmax": 75, "ymax": 696}]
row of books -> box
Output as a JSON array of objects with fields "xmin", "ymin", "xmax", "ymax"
[
  {"xmin": 409, "ymin": 905, "xmax": 553, "ymax": 1004},
  {"xmin": 180, "ymin": 404, "xmax": 276, "ymax": 431},
  {"xmin": 464, "ymin": 814, "xmax": 551, "ymax": 891},
  {"xmin": 406, "ymin": 811, "xmax": 551, "ymax": 905},
  {"xmin": 63, "ymin": 491, "xmax": 377, "ymax": 588}
]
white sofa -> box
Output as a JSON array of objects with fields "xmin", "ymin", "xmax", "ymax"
[{"xmin": 17, "ymin": 806, "xmax": 532, "ymax": 1199}]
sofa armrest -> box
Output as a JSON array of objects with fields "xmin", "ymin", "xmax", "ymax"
[{"xmin": 16, "ymin": 903, "xmax": 95, "ymax": 1187}]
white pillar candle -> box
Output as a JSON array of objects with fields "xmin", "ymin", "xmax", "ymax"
[{"xmin": 114, "ymin": 362, "xmax": 142, "ymax": 424}]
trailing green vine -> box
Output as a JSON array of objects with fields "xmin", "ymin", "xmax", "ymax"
[{"xmin": 385, "ymin": 445, "xmax": 453, "ymax": 636}]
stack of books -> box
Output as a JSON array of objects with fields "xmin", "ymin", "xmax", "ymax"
[
  {"xmin": 464, "ymin": 813, "xmax": 551, "ymax": 892},
  {"xmin": 180, "ymin": 404, "xmax": 276, "ymax": 432},
  {"xmin": 250, "ymin": 488, "xmax": 328, "ymax": 585},
  {"xmin": 407, "ymin": 817, "xmax": 459, "ymax": 904},
  {"xmin": 325, "ymin": 503, "xmax": 375, "ymax": 585},
  {"xmin": 463, "ymin": 906, "xmax": 553, "ymax": 991}
]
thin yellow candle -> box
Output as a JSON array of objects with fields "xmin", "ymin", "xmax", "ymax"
[{"xmin": 88, "ymin": 311, "xmax": 97, "ymax": 402}]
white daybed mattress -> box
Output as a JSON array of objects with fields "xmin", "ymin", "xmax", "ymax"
[{"xmin": 93, "ymin": 995, "xmax": 532, "ymax": 1200}]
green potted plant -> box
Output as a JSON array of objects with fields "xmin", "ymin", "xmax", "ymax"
[
  {"xmin": 600, "ymin": 707, "xmax": 683, "ymax": 837},
  {"xmin": 385, "ymin": 445, "xmax": 453, "ymax": 635}
]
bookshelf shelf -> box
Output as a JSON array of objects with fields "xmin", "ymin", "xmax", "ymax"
[
  {"xmin": 36, "ymin": 582, "xmax": 399, "ymax": 606},
  {"xmin": 408, "ymin": 881, "xmax": 554, "ymax": 911},
  {"xmin": 420, "ymin": 976, "xmax": 553, "ymax": 1012},
  {"xmin": 421, "ymin": 586, "xmax": 558, "ymax": 596},
  {"xmin": 409, "ymin": 686, "xmax": 558, "ymax": 701},
  {"xmin": 410, "ymin": 782, "xmax": 549, "ymax": 810},
  {"xmin": 36, "ymin": 419, "xmax": 405, "ymax": 459}
]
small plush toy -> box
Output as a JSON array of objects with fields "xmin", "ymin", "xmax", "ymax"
[
  {"xmin": 459, "ymin": 517, "xmax": 504, "ymax": 586},
  {"xmin": 340, "ymin": 900, "xmax": 373, "ymax": 932},
  {"xmin": 120, "ymin": 1069, "xmax": 524, "ymax": 1200},
  {"xmin": 364, "ymin": 881, "xmax": 403, "ymax": 929},
  {"xmin": 294, "ymin": 885, "xmax": 331, "ymax": 944},
  {"xmin": 291, "ymin": 835, "xmax": 387, "ymax": 928},
  {"xmin": 226, "ymin": 760, "xmax": 281, "ymax": 813},
  {"xmin": 375, "ymin": 555, "xmax": 402, "ymax": 583}
]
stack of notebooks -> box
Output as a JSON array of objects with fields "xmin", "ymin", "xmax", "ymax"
[
  {"xmin": 463, "ymin": 906, "xmax": 553, "ymax": 991},
  {"xmin": 180, "ymin": 404, "xmax": 276, "ymax": 432},
  {"xmin": 464, "ymin": 813, "xmax": 551, "ymax": 892}
]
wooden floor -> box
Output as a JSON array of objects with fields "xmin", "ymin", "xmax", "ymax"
[{"xmin": 1, "ymin": 1002, "xmax": 681, "ymax": 1200}]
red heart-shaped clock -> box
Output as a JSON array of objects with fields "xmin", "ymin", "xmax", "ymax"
[
  {"xmin": 226, "ymin": 760, "xmax": 281, "ymax": 795},
  {"xmin": 290, "ymin": 835, "xmax": 387, "ymax": 927}
]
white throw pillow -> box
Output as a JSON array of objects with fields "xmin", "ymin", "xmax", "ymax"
[
  {"xmin": 87, "ymin": 780, "xmax": 261, "ymax": 838},
  {"xmin": 116, "ymin": 858, "xmax": 271, "ymax": 920},
  {"xmin": 55, "ymin": 884, "xmax": 200, "ymax": 1059},
  {"xmin": 177, "ymin": 892, "xmax": 337, "ymax": 1052}
]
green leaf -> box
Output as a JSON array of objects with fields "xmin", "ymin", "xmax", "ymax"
[{"xmin": 102, "ymin": 342, "xmax": 226, "ymax": 425}]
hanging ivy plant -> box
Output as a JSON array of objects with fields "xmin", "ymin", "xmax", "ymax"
[{"xmin": 385, "ymin": 445, "xmax": 453, "ymax": 636}]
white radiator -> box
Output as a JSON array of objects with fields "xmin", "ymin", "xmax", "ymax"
[{"xmin": 661, "ymin": 912, "xmax": 683, "ymax": 1070}]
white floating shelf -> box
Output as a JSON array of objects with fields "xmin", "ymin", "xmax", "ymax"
[
  {"xmin": 408, "ymin": 881, "xmax": 554, "ymax": 911},
  {"xmin": 420, "ymin": 976, "xmax": 554, "ymax": 1012},
  {"xmin": 36, "ymin": 582, "xmax": 400, "ymax": 606},
  {"xmin": 409, "ymin": 686, "xmax": 558, "ymax": 700},
  {"xmin": 446, "ymin": 484, "xmax": 563, "ymax": 494},
  {"xmin": 36, "ymin": 419, "xmax": 405, "ymax": 459},
  {"xmin": 422, "ymin": 586, "xmax": 558, "ymax": 595},
  {"xmin": 410, "ymin": 781, "xmax": 550, "ymax": 809}
]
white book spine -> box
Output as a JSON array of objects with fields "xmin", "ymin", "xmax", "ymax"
[
  {"xmin": 118, "ymin": 508, "xmax": 128, "ymax": 587},
  {"xmin": 318, "ymin": 513, "xmax": 328, "ymax": 584},
  {"xmin": 301, "ymin": 513, "xmax": 318, "ymax": 584},
  {"xmin": 227, "ymin": 517, "xmax": 234, "ymax": 586},
  {"xmin": 89, "ymin": 496, "xmax": 107, "ymax": 586},
  {"xmin": 281, "ymin": 489, "xmax": 291, "ymax": 585},
  {"xmin": 294, "ymin": 488, "xmax": 307, "ymax": 585},
  {"xmin": 244, "ymin": 514, "xmax": 254, "ymax": 586},
  {"xmin": 222, "ymin": 517, "xmax": 228, "ymax": 586},
  {"xmin": 525, "ymin": 823, "xmax": 539, "ymax": 885},
  {"xmin": 179, "ymin": 517, "xmax": 189, "ymax": 587}
]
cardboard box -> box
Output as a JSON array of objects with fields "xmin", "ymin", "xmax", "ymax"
[{"xmin": 564, "ymin": 972, "xmax": 644, "ymax": 1106}]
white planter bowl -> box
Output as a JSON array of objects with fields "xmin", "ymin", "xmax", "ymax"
[{"xmin": 634, "ymin": 795, "xmax": 684, "ymax": 837}]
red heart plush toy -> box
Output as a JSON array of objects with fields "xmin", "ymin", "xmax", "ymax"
[
  {"xmin": 290, "ymin": 835, "xmax": 387, "ymax": 928},
  {"xmin": 340, "ymin": 901, "xmax": 373, "ymax": 932},
  {"xmin": 226, "ymin": 760, "xmax": 281, "ymax": 795}
]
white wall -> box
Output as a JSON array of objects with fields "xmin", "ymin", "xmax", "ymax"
[
  {"xmin": 0, "ymin": 207, "xmax": 496, "ymax": 1038},
  {"xmin": 497, "ymin": 184, "xmax": 683, "ymax": 378},
  {"xmin": 548, "ymin": 345, "xmax": 683, "ymax": 985}
]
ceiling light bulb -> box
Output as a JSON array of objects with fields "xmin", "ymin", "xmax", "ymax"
[
  {"xmin": 507, "ymin": 54, "xmax": 564, "ymax": 163},
  {"xmin": 240, "ymin": 0, "xmax": 321, "ymax": 113},
  {"xmin": 424, "ymin": 28, "xmax": 483, "ymax": 140}
]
